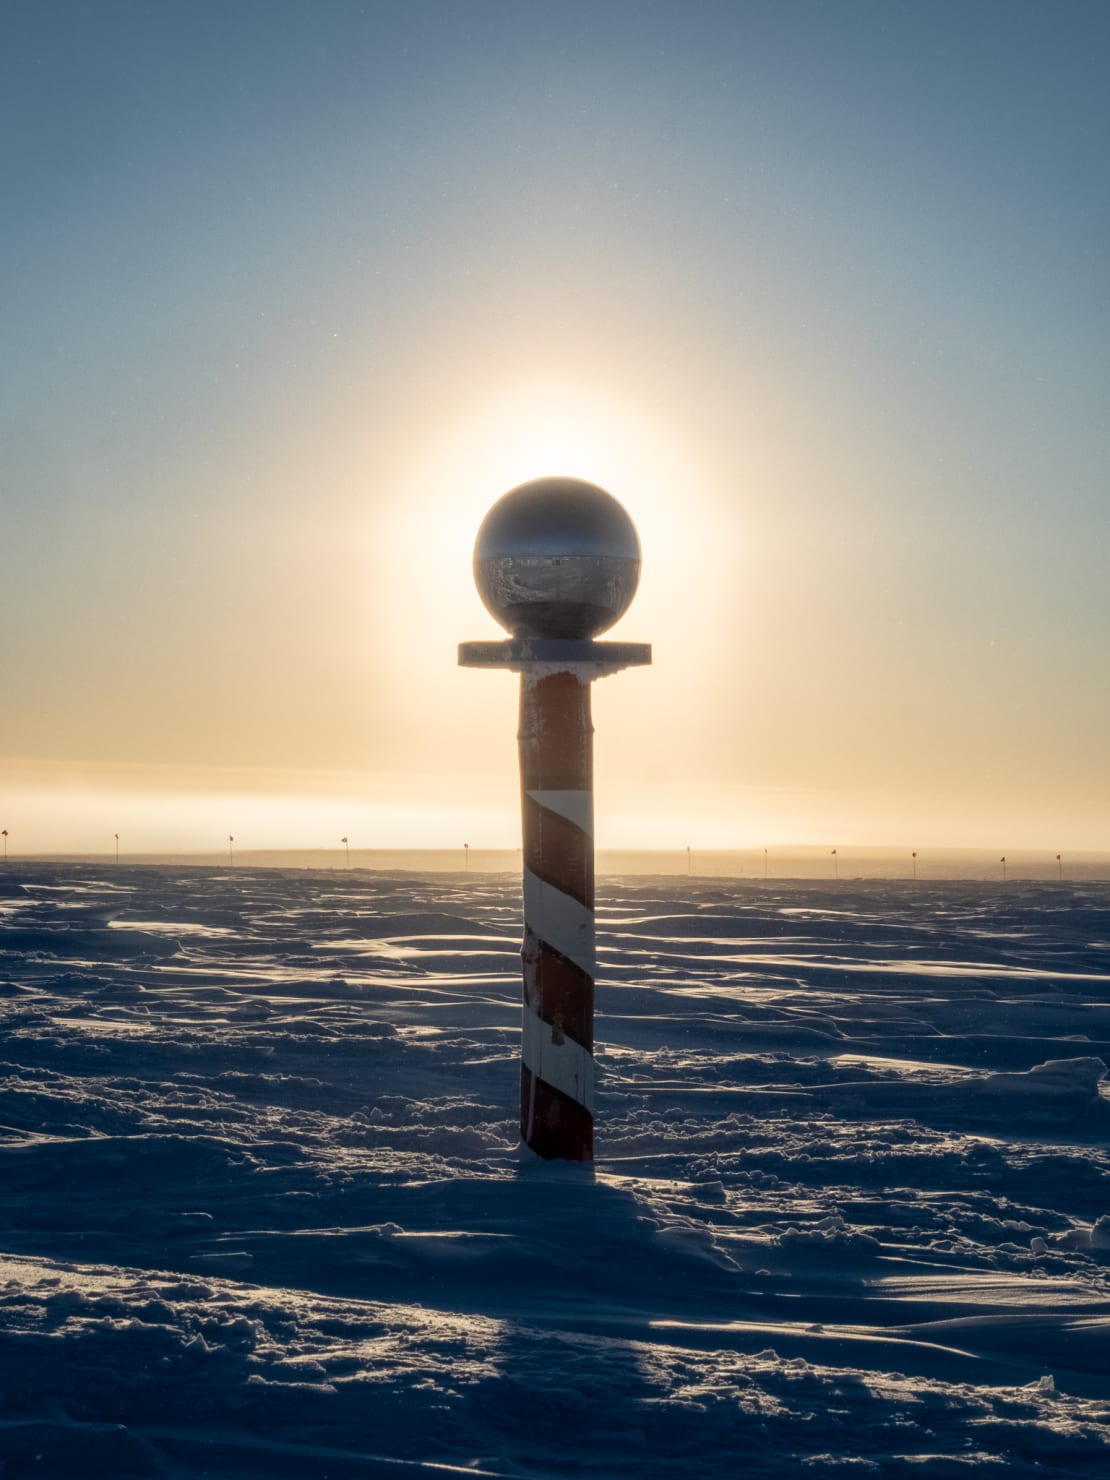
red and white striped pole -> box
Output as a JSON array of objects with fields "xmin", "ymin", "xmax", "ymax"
[
  {"xmin": 461, "ymin": 477, "xmax": 650, "ymax": 1162},
  {"xmin": 519, "ymin": 667, "xmax": 596, "ymax": 1159}
]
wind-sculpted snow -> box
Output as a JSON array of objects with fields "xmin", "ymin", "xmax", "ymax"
[{"xmin": 1, "ymin": 867, "xmax": 1109, "ymax": 1476}]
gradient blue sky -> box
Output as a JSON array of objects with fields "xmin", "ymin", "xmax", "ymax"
[{"xmin": 2, "ymin": 1, "xmax": 1108, "ymax": 853}]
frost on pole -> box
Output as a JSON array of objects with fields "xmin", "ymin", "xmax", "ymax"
[{"xmin": 460, "ymin": 476, "xmax": 651, "ymax": 1161}]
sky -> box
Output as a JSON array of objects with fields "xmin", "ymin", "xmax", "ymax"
[{"xmin": 2, "ymin": 0, "xmax": 1108, "ymax": 856}]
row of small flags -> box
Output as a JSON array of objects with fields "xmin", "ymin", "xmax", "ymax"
[{"xmin": 0, "ymin": 832, "xmax": 1071, "ymax": 880}]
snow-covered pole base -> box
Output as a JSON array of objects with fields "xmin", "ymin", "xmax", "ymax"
[{"xmin": 459, "ymin": 638, "xmax": 650, "ymax": 1161}]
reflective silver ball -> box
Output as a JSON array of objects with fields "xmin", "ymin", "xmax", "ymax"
[{"xmin": 474, "ymin": 476, "xmax": 641, "ymax": 639}]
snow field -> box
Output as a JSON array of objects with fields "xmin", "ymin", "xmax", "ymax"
[{"xmin": 1, "ymin": 866, "xmax": 1109, "ymax": 1476}]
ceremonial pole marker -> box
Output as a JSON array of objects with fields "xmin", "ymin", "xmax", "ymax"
[{"xmin": 460, "ymin": 476, "xmax": 651, "ymax": 1162}]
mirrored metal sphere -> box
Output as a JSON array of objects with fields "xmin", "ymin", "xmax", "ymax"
[{"xmin": 473, "ymin": 477, "xmax": 642, "ymax": 639}]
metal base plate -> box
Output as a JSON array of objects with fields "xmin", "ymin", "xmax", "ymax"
[{"xmin": 459, "ymin": 638, "xmax": 652, "ymax": 676}]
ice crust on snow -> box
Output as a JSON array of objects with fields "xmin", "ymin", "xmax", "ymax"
[
  {"xmin": 979, "ymin": 1055, "xmax": 1107, "ymax": 1099},
  {"xmin": 1, "ymin": 866, "xmax": 1109, "ymax": 1476}
]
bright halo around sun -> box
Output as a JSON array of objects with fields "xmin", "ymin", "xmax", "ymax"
[{"xmin": 376, "ymin": 375, "xmax": 723, "ymax": 660}]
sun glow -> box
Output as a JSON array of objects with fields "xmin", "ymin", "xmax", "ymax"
[
  {"xmin": 346, "ymin": 372, "xmax": 751, "ymax": 844},
  {"xmin": 377, "ymin": 375, "xmax": 728, "ymax": 659}
]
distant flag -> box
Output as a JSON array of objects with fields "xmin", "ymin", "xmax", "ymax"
[
  {"xmin": 341, "ymin": 836, "xmax": 350, "ymax": 868},
  {"xmin": 115, "ymin": 832, "xmax": 119, "ymax": 865},
  {"xmin": 1056, "ymin": 852, "xmax": 1062, "ymax": 882},
  {"xmin": 763, "ymin": 846, "xmax": 768, "ymax": 879},
  {"xmin": 464, "ymin": 842, "xmax": 469, "ymax": 872},
  {"xmin": 1, "ymin": 829, "xmax": 6, "ymax": 863},
  {"xmin": 912, "ymin": 850, "xmax": 917, "ymax": 881},
  {"xmin": 1000, "ymin": 855, "xmax": 1006, "ymax": 881},
  {"xmin": 831, "ymin": 848, "xmax": 839, "ymax": 881},
  {"xmin": 229, "ymin": 835, "xmax": 235, "ymax": 866},
  {"xmin": 686, "ymin": 844, "xmax": 692, "ymax": 875}
]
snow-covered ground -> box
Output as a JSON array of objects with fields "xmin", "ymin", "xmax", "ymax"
[{"xmin": 2, "ymin": 865, "xmax": 1109, "ymax": 1477}]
